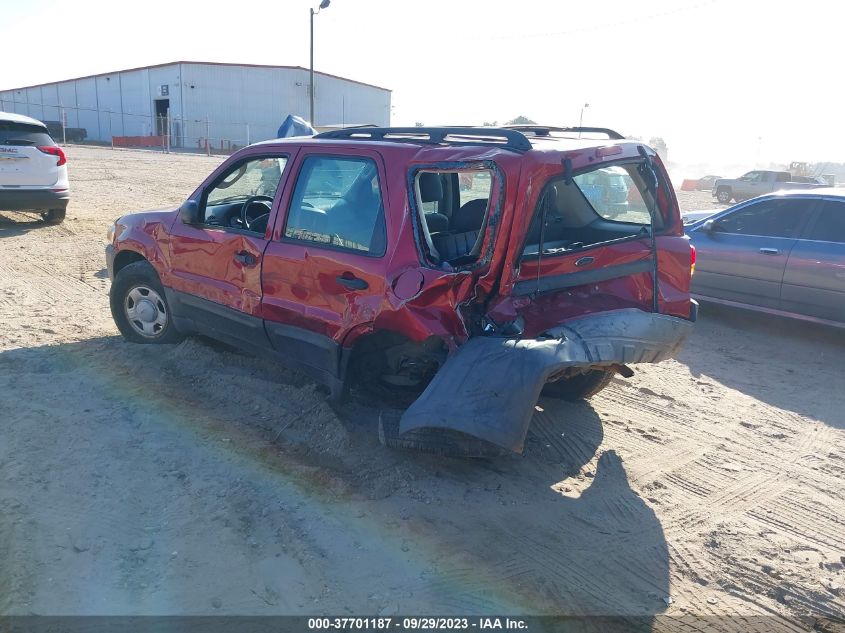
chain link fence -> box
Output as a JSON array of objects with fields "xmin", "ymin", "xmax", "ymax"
[{"xmin": 0, "ymin": 101, "xmax": 283, "ymax": 155}]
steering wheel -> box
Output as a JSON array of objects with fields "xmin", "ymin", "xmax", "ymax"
[{"xmin": 240, "ymin": 195, "xmax": 274, "ymax": 231}]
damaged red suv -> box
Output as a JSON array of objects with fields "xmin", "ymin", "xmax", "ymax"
[{"xmin": 106, "ymin": 126, "xmax": 696, "ymax": 454}]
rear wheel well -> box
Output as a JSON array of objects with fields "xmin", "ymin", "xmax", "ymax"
[
  {"xmin": 113, "ymin": 250, "xmax": 147, "ymax": 277},
  {"xmin": 344, "ymin": 330, "xmax": 447, "ymax": 399}
]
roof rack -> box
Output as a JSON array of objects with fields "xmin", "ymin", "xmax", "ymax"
[
  {"xmin": 502, "ymin": 125, "xmax": 625, "ymax": 140},
  {"xmin": 313, "ymin": 126, "xmax": 533, "ymax": 153}
]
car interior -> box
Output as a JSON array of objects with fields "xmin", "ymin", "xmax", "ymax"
[
  {"xmin": 522, "ymin": 165, "xmax": 663, "ymax": 257},
  {"xmin": 416, "ymin": 171, "xmax": 492, "ymax": 266},
  {"xmin": 284, "ymin": 157, "xmax": 386, "ymax": 255},
  {"xmin": 202, "ymin": 157, "xmax": 285, "ymax": 233}
]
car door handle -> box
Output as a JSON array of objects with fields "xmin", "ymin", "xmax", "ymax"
[
  {"xmin": 234, "ymin": 251, "xmax": 258, "ymax": 266},
  {"xmin": 759, "ymin": 248, "xmax": 780, "ymax": 255},
  {"xmin": 335, "ymin": 274, "xmax": 368, "ymax": 290}
]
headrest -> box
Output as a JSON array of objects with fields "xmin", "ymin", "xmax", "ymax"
[
  {"xmin": 418, "ymin": 173, "xmax": 443, "ymax": 203},
  {"xmin": 424, "ymin": 212, "xmax": 449, "ymax": 233},
  {"xmin": 452, "ymin": 198, "xmax": 488, "ymax": 232}
]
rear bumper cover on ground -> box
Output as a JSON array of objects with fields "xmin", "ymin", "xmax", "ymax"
[
  {"xmin": 399, "ymin": 308, "xmax": 695, "ymax": 453},
  {"xmin": 0, "ymin": 188, "xmax": 69, "ymax": 212}
]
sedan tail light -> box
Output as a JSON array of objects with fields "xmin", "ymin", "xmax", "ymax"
[
  {"xmin": 37, "ymin": 145, "xmax": 67, "ymax": 167},
  {"xmin": 690, "ymin": 243, "xmax": 696, "ymax": 276}
]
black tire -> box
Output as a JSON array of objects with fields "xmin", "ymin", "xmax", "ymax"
[
  {"xmin": 41, "ymin": 209, "xmax": 66, "ymax": 224},
  {"xmin": 110, "ymin": 260, "xmax": 183, "ymax": 344},
  {"xmin": 716, "ymin": 188, "xmax": 732, "ymax": 204},
  {"xmin": 378, "ymin": 410, "xmax": 509, "ymax": 458},
  {"xmin": 541, "ymin": 369, "xmax": 614, "ymax": 401}
]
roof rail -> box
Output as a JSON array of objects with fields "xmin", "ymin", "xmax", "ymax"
[
  {"xmin": 502, "ymin": 125, "xmax": 625, "ymax": 140},
  {"xmin": 313, "ymin": 126, "xmax": 533, "ymax": 152}
]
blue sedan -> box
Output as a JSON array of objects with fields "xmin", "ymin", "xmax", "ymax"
[{"xmin": 685, "ymin": 189, "xmax": 845, "ymax": 327}]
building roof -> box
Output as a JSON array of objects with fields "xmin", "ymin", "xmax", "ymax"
[{"xmin": 1, "ymin": 61, "xmax": 391, "ymax": 94}]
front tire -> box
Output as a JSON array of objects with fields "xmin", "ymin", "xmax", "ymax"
[
  {"xmin": 41, "ymin": 209, "xmax": 66, "ymax": 224},
  {"xmin": 110, "ymin": 260, "xmax": 183, "ymax": 344},
  {"xmin": 541, "ymin": 369, "xmax": 614, "ymax": 401},
  {"xmin": 716, "ymin": 188, "xmax": 732, "ymax": 204}
]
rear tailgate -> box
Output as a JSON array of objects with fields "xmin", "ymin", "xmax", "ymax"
[
  {"xmin": 0, "ymin": 121, "xmax": 61, "ymax": 187},
  {"xmin": 485, "ymin": 147, "xmax": 693, "ymax": 336}
]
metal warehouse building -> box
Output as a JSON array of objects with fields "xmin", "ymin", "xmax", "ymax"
[{"xmin": 0, "ymin": 61, "xmax": 391, "ymax": 149}]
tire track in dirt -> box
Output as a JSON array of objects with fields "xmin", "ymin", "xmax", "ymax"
[{"xmin": 585, "ymin": 369, "xmax": 845, "ymax": 621}]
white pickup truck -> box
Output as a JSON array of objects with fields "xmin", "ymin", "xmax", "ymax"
[{"xmin": 712, "ymin": 170, "xmax": 828, "ymax": 204}]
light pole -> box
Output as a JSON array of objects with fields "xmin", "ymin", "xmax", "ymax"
[{"xmin": 310, "ymin": 0, "xmax": 331, "ymax": 126}]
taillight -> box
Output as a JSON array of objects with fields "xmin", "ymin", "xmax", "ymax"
[
  {"xmin": 690, "ymin": 243, "xmax": 696, "ymax": 276},
  {"xmin": 37, "ymin": 145, "xmax": 66, "ymax": 167}
]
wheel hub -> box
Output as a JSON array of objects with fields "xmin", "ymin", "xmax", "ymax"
[
  {"xmin": 124, "ymin": 285, "xmax": 168, "ymax": 338},
  {"xmin": 136, "ymin": 299, "xmax": 158, "ymax": 323}
]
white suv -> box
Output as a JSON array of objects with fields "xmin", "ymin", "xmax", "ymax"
[{"xmin": 0, "ymin": 111, "xmax": 69, "ymax": 224}]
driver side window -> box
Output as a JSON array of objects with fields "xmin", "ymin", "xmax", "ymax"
[{"xmin": 200, "ymin": 156, "xmax": 287, "ymax": 232}]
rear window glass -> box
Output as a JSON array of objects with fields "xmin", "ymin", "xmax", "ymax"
[
  {"xmin": 572, "ymin": 165, "xmax": 653, "ymax": 224},
  {"xmin": 523, "ymin": 160, "xmax": 666, "ymax": 257},
  {"xmin": 0, "ymin": 122, "xmax": 54, "ymax": 146}
]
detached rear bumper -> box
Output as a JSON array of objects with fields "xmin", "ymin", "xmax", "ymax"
[
  {"xmin": 399, "ymin": 308, "xmax": 695, "ymax": 454},
  {"xmin": 0, "ymin": 188, "xmax": 69, "ymax": 212}
]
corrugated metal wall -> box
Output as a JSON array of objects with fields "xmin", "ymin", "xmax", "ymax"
[{"xmin": 0, "ymin": 63, "xmax": 390, "ymax": 147}]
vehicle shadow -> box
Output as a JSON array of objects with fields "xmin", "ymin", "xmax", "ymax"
[
  {"xmin": 0, "ymin": 335, "xmax": 669, "ymax": 624},
  {"xmin": 678, "ymin": 302, "xmax": 845, "ymax": 429},
  {"xmin": 0, "ymin": 211, "xmax": 48, "ymax": 235},
  {"xmin": 339, "ymin": 396, "xmax": 669, "ymax": 622}
]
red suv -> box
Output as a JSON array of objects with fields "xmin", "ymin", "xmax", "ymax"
[{"xmin": 106, "ymin": 126, "xmax": 696, "ymax": 454}]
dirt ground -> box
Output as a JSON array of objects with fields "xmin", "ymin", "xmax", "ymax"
[{"xmin": 1, "ymin": 146, "xmax": 843, "ymax": 628}]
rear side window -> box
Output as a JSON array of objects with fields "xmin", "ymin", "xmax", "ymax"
[
  {"xmin": 284, "ymin": 156, "xmax": 386, "ymax": 255},
  {"xmin": 0, "ymin": 122, "xmax": 55, "ymax": 146},
  {"xmin": 523, "ymin": 160, "xmax": 666, "ymax": 257},
  {"xmin": 412, "ymin": 167, "xmax": 497, "ymax": 268},
  {"xmin": 715, "ymin": 199, "xmax": 807, "ymax": 238},
  {"xmin": 806, "ymin": 200, "xmax": 845, "ymax": 243}
]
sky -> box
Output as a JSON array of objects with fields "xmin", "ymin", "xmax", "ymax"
[{"xmin": 2, "ymin": 0, "xmax": 844, "ymax": 171}]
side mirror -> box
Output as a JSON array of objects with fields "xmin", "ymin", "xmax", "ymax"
[{"xmin": 179, "ymin": 200, "xmax": 200, "ymax": 224}]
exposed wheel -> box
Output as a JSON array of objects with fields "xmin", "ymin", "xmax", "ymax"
[
  {"xmin": 541, "ymin": 369, "xmax": 614, "ymax": 401},
  {"xmin": 716, "ymin": 188, "xmax": 732, "ymax": 204},
  {"xmin": 378, "ymin": 410, "xmax": 509, "ymax": 458},
  {"xmin": 349, "ymin": 334, "xmax": 445, "ymax": 407},
  {"xmin": 110, "ymin": 260, "xmax": 183, "ymax": 344},
  {"xmin": 41, "ymin": 209, "xmax": 66, "ymax": 224}
]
